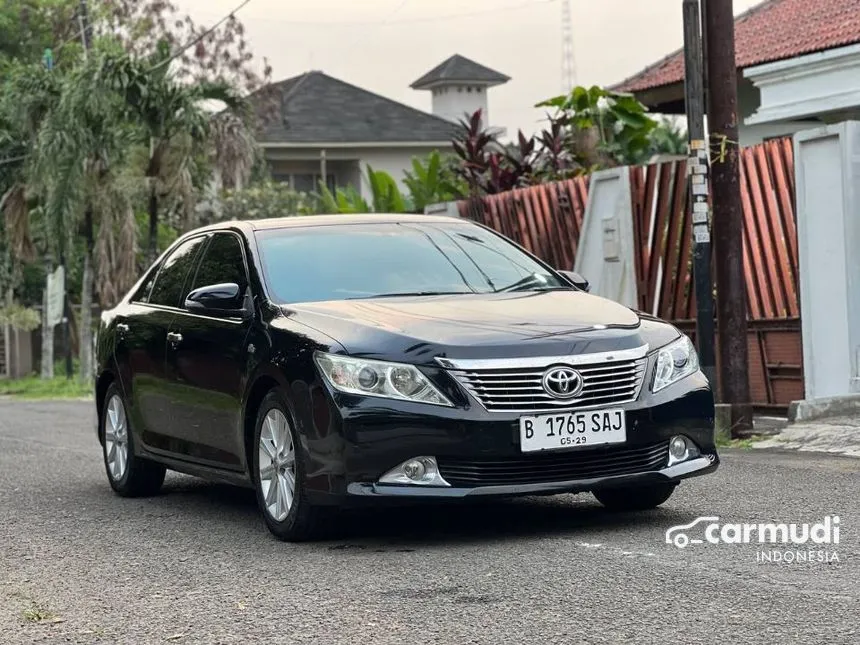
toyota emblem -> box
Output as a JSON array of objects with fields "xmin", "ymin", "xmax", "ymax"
[{"xmin": 542, "ymin": 366, "xmax": 584, "ymax": 399}]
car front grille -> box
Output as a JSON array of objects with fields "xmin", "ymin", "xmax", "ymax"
[
  {"xmin": 437, "ymin": 442, "xmax": 668, "ymax": 487},
  {"xmin": 447, "ymin": 356, "xmax": 648, "ymax": 413}
]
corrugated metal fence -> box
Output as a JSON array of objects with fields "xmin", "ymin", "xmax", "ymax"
[{"xmin": 458, "ymin": 138, "xmax": 803, "ymax": 410}]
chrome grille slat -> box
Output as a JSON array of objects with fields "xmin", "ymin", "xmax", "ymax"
[{"xmin": 449, "ymin": 355, "xmax": 648, "ymax": 412}]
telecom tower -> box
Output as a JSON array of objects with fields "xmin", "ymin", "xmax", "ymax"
[{"xmin": 561, "ymin": 0, "xmax": 576, "ymax": 93}]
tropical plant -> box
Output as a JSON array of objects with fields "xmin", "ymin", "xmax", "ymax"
[
  {"xmin": 317, "ymin": 183, "xmax": 371, "ymax": 214},
  {"xmin": 95, "ymin": 40, "xmax": 253, "ymax": 262},
  {"xmin": 402, "ymin": 150, "xmax": 467, "ymax": 211},
  {"xmin": 366, "ymin": 164, "xmax": 407, "ymax": 213},
  {"xmin": 451, "ymin": 110, "xmax": 544, "ymax": 195},
  {"xmin": 316, "ymin": 165, "xmax": 410, "ymax": 214},
  {"xmin": 536, "ymin": 85, "xmax": 658, "ymax": 167},
  {"xmin": 648, "ymin": 116, "xmax": 688, "ymax": 158}
]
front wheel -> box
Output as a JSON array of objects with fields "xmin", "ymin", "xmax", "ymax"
[
  {"xmin": 592, "ymin": 482, "xmax": 677, "ymax": 511},
  {"xmin": 252, "ymin": 390, "xmax": 333, "ymax": 541},
  {"xmin": 101, "ymin": 383, "xmax": 166, "ymax": 497}
]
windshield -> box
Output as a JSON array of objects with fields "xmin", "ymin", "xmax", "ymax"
[{"xmin": 254, "ymin": 221, "xmax": 569, "ymax": 304}]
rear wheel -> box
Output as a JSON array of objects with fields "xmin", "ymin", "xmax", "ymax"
[
  {"xmin": 252, "ymin": 390, "xmax": 333, "ymax": 541},
  {"xmin": 101, "ymin": 383, "xmax": 166, "ymax": 497},
  {"xmin": 592, "ymin": 482, "xmax": 677, "ymax": 511}
]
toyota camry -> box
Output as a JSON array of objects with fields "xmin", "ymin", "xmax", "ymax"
[{"xmin": 94, "ymin": 214, "xmax": 719, "ymax": 541}]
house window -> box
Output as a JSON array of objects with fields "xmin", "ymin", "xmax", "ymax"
[
  {"xmin": 293, "ymin": 173, "xmax": 336, "ymax": 194},
  {"xmin": 272, "ymin": 173, "xmax": 336, "ymax": 193}
]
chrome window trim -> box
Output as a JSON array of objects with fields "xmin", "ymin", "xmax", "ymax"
[{"xmin": 434, "ymin": 344, "xmax": 650, "ymax": 371}]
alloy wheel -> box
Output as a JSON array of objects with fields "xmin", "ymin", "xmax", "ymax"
[
  {"xmin": 104, "ymin": 394, "xmax": 129, "ymax": 481},
  {"xmin": 258, "ymin": 409, "xmax": 296, "ymax": 522}
]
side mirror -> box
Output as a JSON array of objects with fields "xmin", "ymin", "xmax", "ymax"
[
  {"xmin": 185, "ymin": 283, "xmax": 251, "ymax": 319},
  {"xmin": 557, "ymin": 270, "xmax": 590, "ymax": 293}
]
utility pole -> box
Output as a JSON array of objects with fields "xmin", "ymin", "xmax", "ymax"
[
  {"xmin": 681, "ymin": 0, "xmax": 717, "ymax": 391},
  {"xmin": 78, "ymin": 0, "xmax": 92, "ymax": 52},
  {"xmin": 703, "ymin": 0, "xmax": 753, "ymax": 435},
  {"xmin": 54, "ymin": 0, "xmax": 93, "ymax": 379},
  {"xmin": 560, "ymin": 0, "xmax": 577, "ymax": 93}
]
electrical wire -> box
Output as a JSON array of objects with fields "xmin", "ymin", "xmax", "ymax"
[
  {"xmin": 149, "ymin": 0, "xmax": 254, "ymax": 72},
  {"xmin": 251, "ymin": 0, "xmax": 557, "ymax": 27}
]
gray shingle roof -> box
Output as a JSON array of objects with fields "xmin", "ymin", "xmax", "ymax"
[
  {"xmin": 253, "ymin": 71, "xmax": 459, "ymax": 145},
  {"xmin": 410, "ymin": 54, "xmax": 510, "ymax": 89}
]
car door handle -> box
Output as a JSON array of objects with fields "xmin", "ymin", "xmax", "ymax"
[
  {"xmin": 116, "ymin": 323, "xmax": 129, "ymax": 334},
  {"xmin": 167, "ymin": 332, "xmax": 183, "ymax": 344}
]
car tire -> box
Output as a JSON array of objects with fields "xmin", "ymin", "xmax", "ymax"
[
  {"xmin": 252, "ymin": 389, "xmax": 333, "ymax": 542},
  {"xmin": 592, "ymin": 482, "xmax": 677, "ymax": 511},
  {"xmin": 101, "ymin": 383, "xmax": 166, "ymax": 497}
]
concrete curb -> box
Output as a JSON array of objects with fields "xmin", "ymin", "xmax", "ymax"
[{"xmin": 788, "ymin": 394, "xmax": 860, "ymax": 423}]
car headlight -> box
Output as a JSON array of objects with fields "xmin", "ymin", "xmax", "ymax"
[
  {"xmin": 652, "ymin": 335, "xmax": 700, "ymax": 393},
  {"xmin": 314, "ymin": 352, "xmax": 453, "ymax": 407}
]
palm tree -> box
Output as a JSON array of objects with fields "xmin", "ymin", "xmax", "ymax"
[
  {"xmin": 97, "ymin": 40, "xmax": 253, "ymax": 262},
  {"xmin": 31, "ymin": 49, "xmax": 144, "ymax": 382},
  {"xmin": 0, "ymin": 62, "xmax": 62, "ymax": 378}
]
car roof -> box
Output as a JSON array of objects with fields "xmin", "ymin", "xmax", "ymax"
[{"xmin": 198, "ymin": 213, "xmax": 471, "ymax": 235}]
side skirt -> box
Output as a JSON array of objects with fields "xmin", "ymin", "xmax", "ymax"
[{"xmin": 140, "ymin": 449, "xmax": 254, "ymax": 489}]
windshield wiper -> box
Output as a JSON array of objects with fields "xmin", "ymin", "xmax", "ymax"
[
  {"xmin": 346, "ymin": 291, "xmax": 474, "ymax": 300},
  {"xmin": 496, "ymin": 274, "xmax": 562, "ymax": 293}
]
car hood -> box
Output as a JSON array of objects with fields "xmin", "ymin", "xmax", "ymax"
[{"xmin": 280, "ymin": 291, "xmax": 676, "ymax": 363}]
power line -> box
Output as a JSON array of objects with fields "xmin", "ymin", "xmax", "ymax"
[
  {"xmin": 338, "ymin": 0, "xmax": 413, "ymax": 58},
  {"xmin": 251, "ymin": 0, "xmax": 557, "ymax": 27},
  {"xmin": 150, "ymin": 0, "xmax": 253, "ymax": 73}
]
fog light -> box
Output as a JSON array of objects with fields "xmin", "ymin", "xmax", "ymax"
[
  {"xmin": 669, "ymin": 436, "xmax": 689, "ymax": 460},
  {"xmin": 403, "ymin": 459, "xmax": 427, "ymax": 481},
  {"xmin": 667, "ymin": 435, "xmax": 700, "ymax": 466},
  {"xmin": 378, "ymin": 456, "xmax": 451, "ymax": 487}
]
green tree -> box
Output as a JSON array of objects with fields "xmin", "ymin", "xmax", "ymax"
[
  {"xmin": 96, "ymin": 40, "xmax": 252, "ymax": 262},
  {"xmin": 0, "ymin": 0, "xmax": 78, "ymax": 69}
]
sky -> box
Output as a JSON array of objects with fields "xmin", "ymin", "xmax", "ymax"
[{"xmin": 180, "ymin": 0, "xmax": 762, "ymax": 138}]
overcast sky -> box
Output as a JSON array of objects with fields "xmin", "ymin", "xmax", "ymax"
[{"xmin": 180, "ymin": 0, "xmax": 762, "ymax": 137}]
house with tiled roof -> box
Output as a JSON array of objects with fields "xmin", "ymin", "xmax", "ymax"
[
  {"xmin": 252, "ymin": 55, "xmax": 509, "ymax": 201},
  {"xmin": 613, "ymin": 0, "xmax": 860, "ymax": 146}
]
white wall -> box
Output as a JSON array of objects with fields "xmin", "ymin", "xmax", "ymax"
[
  {"xmin": 431, "ymin": 85, "xmax": 490, "ymax": 126},
  {"xmin": 574, "ymin": 168, "xmax": 637, "ymax": 308},
  {"xmin": 794, "ymin": 122, "xmax": 860, "ymax": 401},
  {"xmin": 736, "ymin": 77, "xmax": 820, "ymax": 146},
  {"xmin": 357, "ymin": 145, "xmax": 453, "ymax": 204}
]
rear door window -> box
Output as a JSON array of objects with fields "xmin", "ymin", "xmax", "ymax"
[
  {"xmin": 146, "ymin": 236, "xmax": 209, "ymax": 308},
  {"xmin": 188, "ymin": 233, "xmax": 249, "ymax": 297}
]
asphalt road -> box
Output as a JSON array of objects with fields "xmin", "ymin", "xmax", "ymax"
[{"xmin": 1, "ymin": 400, "xmax": 857, "ymax": 645}]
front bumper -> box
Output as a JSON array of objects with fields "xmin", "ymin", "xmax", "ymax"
[
  {"xmin": 301, "ymin": 370, "xmax": 718, "ymax": 504},
  {"xmin": 346, "ymin": 453, "xmax": 718, "ymax": 499}
]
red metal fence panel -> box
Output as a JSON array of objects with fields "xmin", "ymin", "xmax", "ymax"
[
  {"xmin": 457, "ymin": 138, "xmax": 803, "ymax": 409},
  {"xmin": 458, "ymin": 177, "xmax": 589, "ymax": 271}
]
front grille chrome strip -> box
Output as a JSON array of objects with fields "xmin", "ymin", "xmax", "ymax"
[
  {"xmin": 442, "ymin": 347, "xmax": 650, "ymax": 413},
  {"xmin": 434, "ymin": 344, "xmax": 649, "ymax": 371}
]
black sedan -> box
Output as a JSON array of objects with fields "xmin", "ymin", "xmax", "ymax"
[{"xmin": 94, "ymin": 214, "xmax": 718, "ymax": 541}]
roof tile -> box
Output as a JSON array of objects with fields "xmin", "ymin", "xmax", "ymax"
[
  {"xmin": 254, "ymin": 71, "xmax": 459, "ymax": 144},
  {"xmin": 614, "ymin": 0, "xmax": 860, "ymax": 92}
]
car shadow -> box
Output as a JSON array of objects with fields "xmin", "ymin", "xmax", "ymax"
[{"xmin": 151, "ymin": 475, "xmax": 699, "ymax": 548}]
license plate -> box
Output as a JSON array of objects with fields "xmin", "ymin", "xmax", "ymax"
[{"xmin": 519, "ymin": 408, "xmax": 626, "ymax": 453}]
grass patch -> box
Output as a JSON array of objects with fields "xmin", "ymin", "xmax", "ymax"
[
  {"xmin": 0, "ymin": 374, "xmax": 92, "ymax": 400},
  {"xmin": 716, "ymin": 434, "xmax": 767, "ymax": 449},
  {"xmin": 21, "ymin": 602, "xmax": 56, "ymax": 623}
]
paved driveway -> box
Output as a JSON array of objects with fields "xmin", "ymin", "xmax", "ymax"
[{"xmin": 1, "ymin": 400, "xmax": 857, "ymax": 644}]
